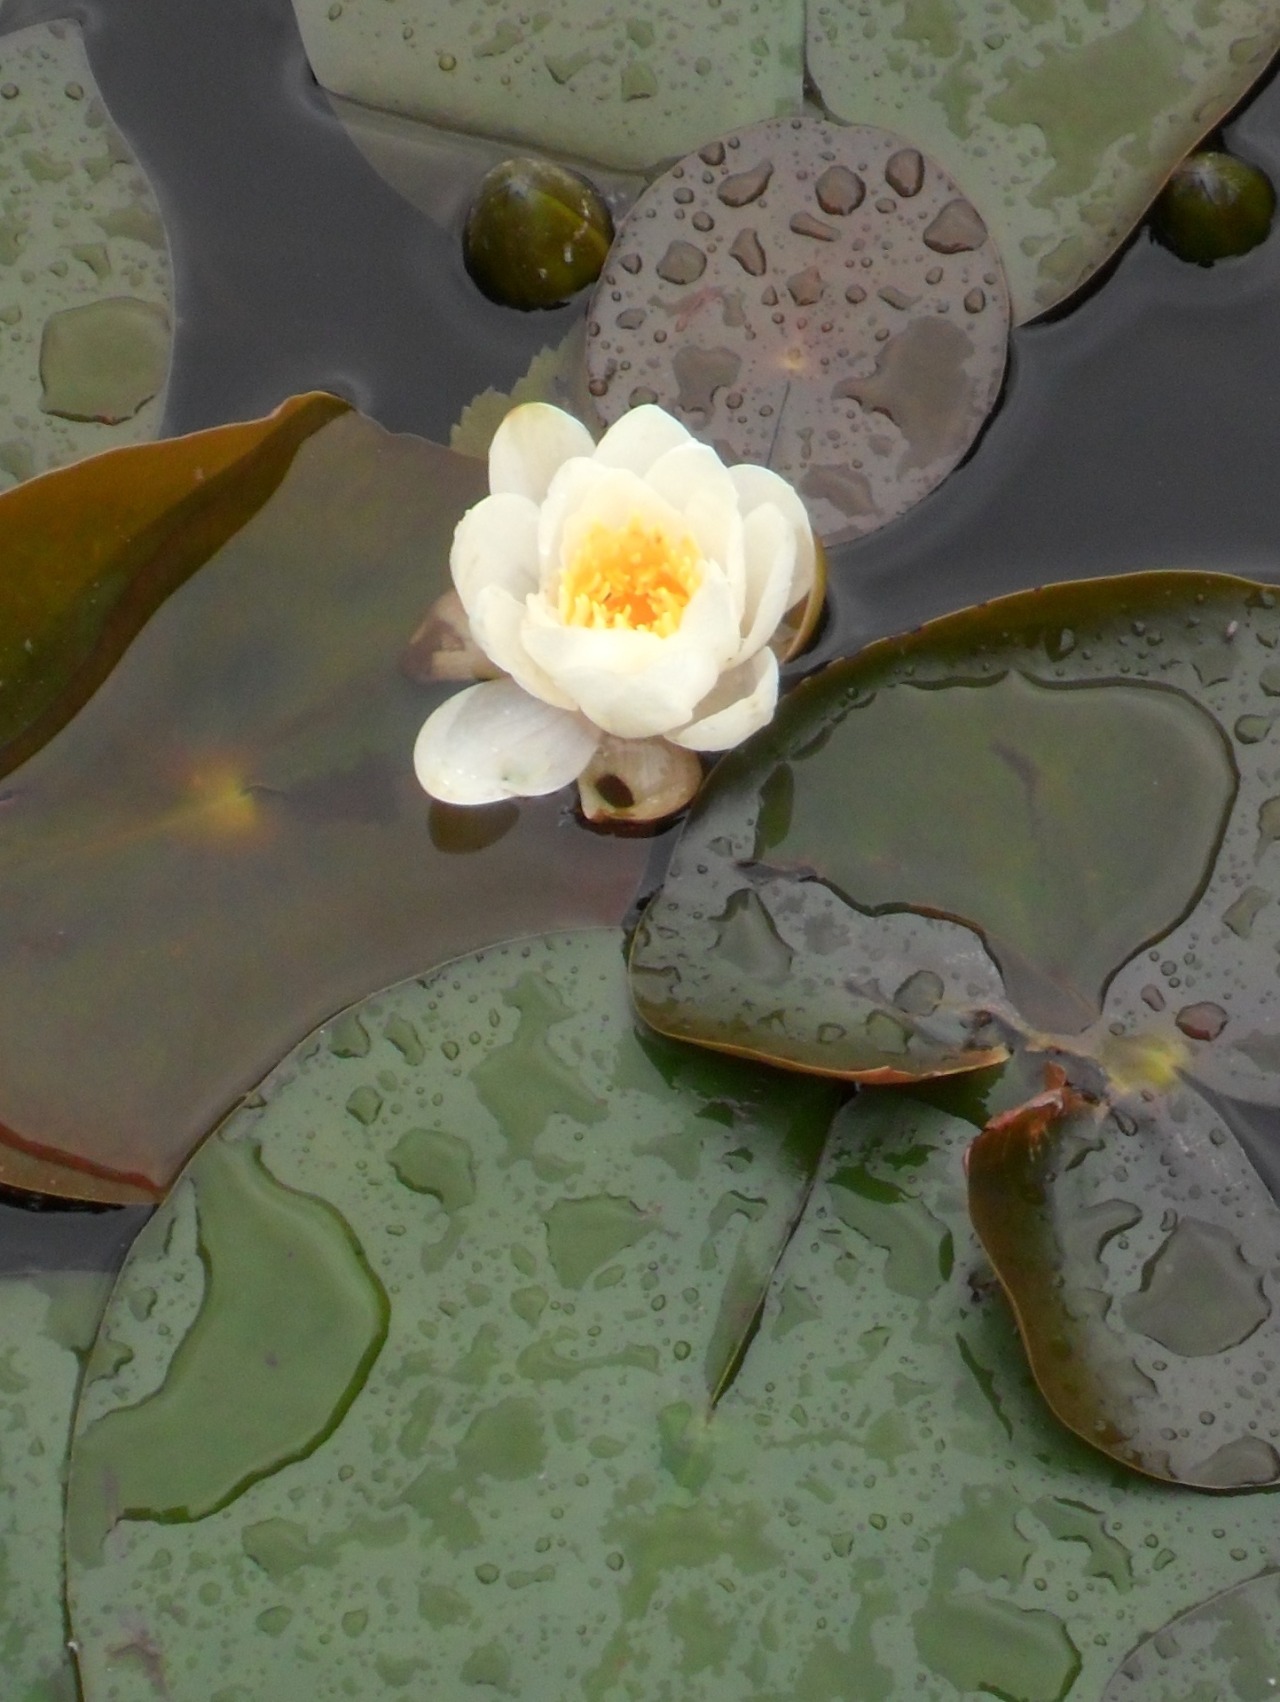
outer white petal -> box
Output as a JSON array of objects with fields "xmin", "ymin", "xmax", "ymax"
[
  {"xmin": 729, "ymin": 461, "xmax": 817, "ymax": 609},
  {"xmin": 450, "ymin": 492, "xmax": 541, "ymax": 622},
  {"xmin": 520, "ymin": 613, "xmax": 724, "ymax": 739},
  {"xmin": 591, "ymin": 404, "xmax": 694, "ymax": 475},
  {"xmin": 414, "ymin": 680, "xmax": 598, "ymax": 805},
  {"xmin": 734, "ymin": 504, "xmax": 798, "ymax": 665},
  {"xmin": 668, "ymin": 649, "xmax": 779, "ymax": 752},
  {"xmin": 488, "ymin": 403, "xmax": 596, "ymax": 502},
  {"xmin": 467, "ymin": 584, "xmax": 576, "ymax": 709}
]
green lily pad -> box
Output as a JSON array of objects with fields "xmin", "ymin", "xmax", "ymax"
[
  {"xmin": 630, "ymin": 572, "xmax": 1274, "ymax": 1069},
  {"xmin": 0, "ymin": 1271, "xmax": 113, "ymax": 1702},
  {"xmin": 1102, "ymin": 1572, "xmax": 1280, "ymax": 1699},
  {"xmin": 806, "ymin": 1, "xmax": 1280, "ymax": 322},
  {"xmin": 0, "ymin": 411, "xmax": 649, "ymax": 1203},
  {"xmin": 968, "ymin": 1071, "xmax": 1280, "ymax": 1488},
  {"xmin": 63, "ymin": 941, "xmax": 1280, "ymax": 1697},
  {"xmin": 291, "ymin": 0, "xmax": 805, "ymax": 174},
  {"xmin": 0, "ymin": 21, "xmax": 175, "ymax": 485},
  {"xmin": 584, "ymin": 116, "xmax": 1011, "ymax": 547},
  {"xmin": 631, "ymin": 571, "xmax": 1280, "ymax": 1485}
]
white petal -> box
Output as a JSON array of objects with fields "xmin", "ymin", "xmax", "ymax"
[
  {"xmin": 669, "ymin": 649, "xmax": 779, "ymax": 752},
  {"xmin": 520, "ymin": 614, "xmax": 723, "ymax": 739},
  {"xmin": 643, "ymin": 442, "xmax": 746, "ymax": 622},
  {"xmin": 467, "ymin": 585, "xmax": 576, "ymax": 709},
  {"xmin": 729, "ymin": 461, "xmax": 817, "ymax": 609},
  {"xmin": 488, "ymin": 403, "xmax": 596, "ymax": 502},
  {"xmin": 413, "ymin": 680, "xmax": 598, "ymax": 805},
  {"xmin": 591, "ymin": 404, "xmax": 694, "ymax": 475},
  {"xmin": 734, "ymin": 504, "xmax": 797, "ymax": 664},
  {"xmin": 450, "ymin": 492, "xmax": 540, "ymax": 622}
]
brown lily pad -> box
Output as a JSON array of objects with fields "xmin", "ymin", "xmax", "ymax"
[
  {"xmin": 584, "ymin": 116, "xmax": 1010, "ymax": 545},
  {"xmin": 0, "ymin": 391, "xmax": 348, "ymax": 782},
  {"xmin": 0, "ymin": 410, "xmax": 649, "ymax": 1203}
]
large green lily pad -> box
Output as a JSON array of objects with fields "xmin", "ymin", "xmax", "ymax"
[
  {"xmin": 806, "ymin": 0, "xmax": 1280, "ymax": 321},
  {"xmin": 0, "ymin": 1271, "xmax": 113, "ymax": 1702},
  {"xmin": 293, "ymin": 0, "xmax": 805, "ymax": 174},
  {"xmin": 0, "ymin": 410, "xmax": 648, "ymax": 1203},
  {"xmin": 0, "ymin": 22, "xmax": 175, "ymax": 485},
  {"xmin": 64, "ymin": 932, "xmax": 1280, "ymax": 1698},
  {"xmin": 631, "ymin": 570, "xmax": 1280, "ymax": 1483}
]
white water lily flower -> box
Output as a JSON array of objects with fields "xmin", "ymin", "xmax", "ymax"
[{"xmin": 414, "ymin": 401, "xmax": 816, "ymax": 807}]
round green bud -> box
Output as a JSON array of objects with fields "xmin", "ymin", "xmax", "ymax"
[
  {"xmin": 463, "ymin": 158, "xmax": 614, "ymax": 310},
  {"xmin": 1152, "ymin": 150, "xmax": 1276, "ymax": 266}
]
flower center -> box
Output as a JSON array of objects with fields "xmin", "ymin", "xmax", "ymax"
[{"xmin": 559, "ymin": 515, "xmax": 702, "ymax": 637}]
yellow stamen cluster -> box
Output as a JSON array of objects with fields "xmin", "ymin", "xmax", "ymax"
[{"xmin": 560, "ymin": 516, "xmax": 702, "ymax": 637}]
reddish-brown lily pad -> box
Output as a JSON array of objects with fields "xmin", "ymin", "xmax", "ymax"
[
  {"xmin": 584, "ymin": 116, "xmax": 1010, "ymax": 545},
  {"xmin": 0, "ymin": 392, "xmax": 347, "ymax": 781},
  {"xmin": 0, "ymin": 409, "xmax": 649, "ymax": 1204}
]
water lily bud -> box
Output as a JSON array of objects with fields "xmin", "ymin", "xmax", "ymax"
[
  {"xmin": 1152, "ymin": 150, "xmax": 1275, "ymax": 265},
  {"xmin": 463, "ymin": 159, "xmax": 614, "ymax": 310}
]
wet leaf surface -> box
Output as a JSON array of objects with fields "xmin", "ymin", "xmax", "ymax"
[
  {"xmin": 631, "ymin": 572, "xmax": 1257, "ymax": 1072},
  {"xmin": 806, "ymin": 0, "xmax": 1280, "ymax": 322},
  {"xmin": 1102, "ymin": 1570, "xmax": 1280, "ymax": 1700},
  {"xmin": 290, "ymin": 0, "xmax": 804, "ymax": 174},
  {"xmin": 0, "ymin": 411, "xmax": 648, "ymax": 1203},
  {"xmin": 969, "ymin": 1072, "xmax": 1280, "ymax": 1488},
  {"xmin": 62, "ymin": 948, "xmax": 1280, "ymax": 1698},
  {"xmin": 0, "ymin": 1271, "xmax": 113, "ymax": 1702},
  {"xmin": 0, "ymin": 21, "xmax": 175, "ymax": 485},
  {"xmin": 585, "ymin": 116, "xmax": 1010, "ymax": 547},
  {"xmin": 632, "ymin": 570, "xmax": 1280, "ymax": 1484},
  {"xmin": 0, "ymin": 391, "xmax": 346, "ymax": 783}
]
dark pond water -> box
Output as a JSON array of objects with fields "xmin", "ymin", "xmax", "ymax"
[{"xmin": 4, "ymin": 0, "xmax": 1280, "ymax": 1268}]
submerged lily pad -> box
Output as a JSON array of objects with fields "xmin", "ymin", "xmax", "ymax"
[
  {"xmin": 0, "ymin": 22, "xmax": 175, "ymax": 485},
  {"xmin": 0, "ymin": 411, "xmax": 648, "ymax": 1203},
  {"xmin": 63, "ymin": 941, "xmax": 1280, "ymax": 1697},
  {"xmin": 806, "ymin": 1, "xmax": 1280, "ymax": 321},
  {"xmin": 585, "ymin": 116, "xmax": 1010, "ymax": 546},
  {"xmin": 292, "ymin": 0, "xmax": 804, "ymax": 174},
  {"xmin": 0, "ymin": 1272, "xmax": 113, "ymax": 1702}
]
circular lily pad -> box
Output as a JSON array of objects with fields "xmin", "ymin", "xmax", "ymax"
[
  {"xmin": 63, "ymin": 940, "xmax": 1280, "ymax": 1696},
  {"xmin": 584, "ymin": 116, "xmax": 1010, "ymax": 545},
  {"xmin": 1102, "ymin": 1572, "xmax": 1280, "ymax": 1699}
]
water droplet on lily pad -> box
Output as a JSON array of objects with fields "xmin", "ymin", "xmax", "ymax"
[{"xmin": 585, "ymin": 116, "xmax": 1010, "ymax": 546}]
